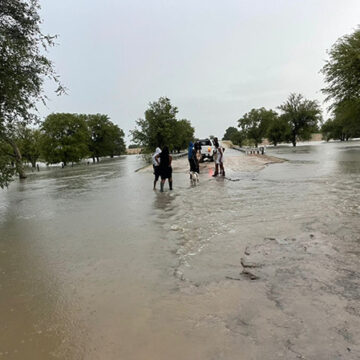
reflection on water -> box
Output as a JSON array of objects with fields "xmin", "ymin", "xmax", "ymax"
[{"xmin": 0, "ymin": 142, "xmax": 360, "ymax": 359}]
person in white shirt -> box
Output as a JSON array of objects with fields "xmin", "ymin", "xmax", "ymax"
[
  {"xmin": 212, "ymin": 138, "xmax": 225, "ymax": 177},
  {"xmin": 152, "ymin": 147, "xmax": 161, "ymax": 189}
]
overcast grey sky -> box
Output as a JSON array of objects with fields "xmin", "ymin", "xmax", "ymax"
[{"xmin": 39, "ymin": 0, "xmax": 360, "ymax": 142}]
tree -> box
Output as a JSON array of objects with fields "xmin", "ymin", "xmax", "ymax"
[
  {"xmin": 266, "ymin": 116, "xmax": 291, "ymax": 146},
  {"xmin": 87, "ymin": 114, "xmax": 125, "ymax": 162},
  {"xmin": 321, "ymin": 28, "xmax": 360, "ymax": 141},
  {"xmin": 131, "ymin": 97, "xmax": 194, "ymax": 152},
  {"xmin": 222, "ymin": 126, "xmax": 245, "ymax": 146},
  {"xmin": 0, "ymin": 141, "xmax": 16, "ymax": 188},
  {"xmin": 322, "ymin": 28, "xmax": 360, "ymax": 107},
  {"xmin": 17, "ymin": 127, "xmax": 42, "ymax": 167},
  {"xmin": 278, "ymin": 93, "xmax": 321, "ymax": 146},
  {"xmin": 0, "ymin": 0, "xmax": 63, "ymax": 184},
  {"xmin": 321, "ymin": 100, "xmax": 360, "ymax": 141},
  {"xmin": 172, "ymin": 119, "xmax": 194, "ymax": 152},
  {"xmin": 41, "ymin": 114, "xmax": 89, "ymax": 166},
  {"xmin": 107, "ymin": 123, "xmax": 126, "ymax": 158},
  {"xmin": 238, "ymin": 108, "xmax": 277, "ymax": 147}
]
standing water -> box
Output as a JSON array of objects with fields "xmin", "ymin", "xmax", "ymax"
[{"xmin": 0, "ymin": 141, "xmax": 359, "ymax": 359}]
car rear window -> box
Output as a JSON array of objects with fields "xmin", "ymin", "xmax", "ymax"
[{"xmin": 199, "ymin": 139, "xmax": 211, "ymax": 146}]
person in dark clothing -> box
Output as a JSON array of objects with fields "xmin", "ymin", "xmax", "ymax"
[
  {"xmin": 188, "ymin": 144, "xmax": 199, "ymax": 181},
  {"xmin": 194, "ymin": 140, "xmax": 201, "ymax": 170},
  {"xmin": 156, "ymin": 146, "xmax": 173, "ymax": 192},
  {"xmin": 188, "ymin": 141, "xmax": 194, "ymax": 179}
]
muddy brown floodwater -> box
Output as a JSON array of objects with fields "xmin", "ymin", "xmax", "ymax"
[{"xmin": 0, "ymin": 141, "xmax": 359, "ymax": 359}]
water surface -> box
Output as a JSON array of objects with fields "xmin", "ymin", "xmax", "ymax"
[{"xmin": 0, "ymin": 141, "xmax": 359, "ymax": 359}]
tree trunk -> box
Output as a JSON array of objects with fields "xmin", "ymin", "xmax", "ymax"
[
  {"xmin": 9, "ymin": 140, "xmax": 27, "ymax": 179},
  {"xmin": 92, "ymin": 156, "xmax": 95, "ymax": 163}
]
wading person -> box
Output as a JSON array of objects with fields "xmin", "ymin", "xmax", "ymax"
[
  {"xmin": 189, "ymin": 143, "xmax": 199, "ymax": 181},
  {"xmin": 152, "ymin": 147, "xmax": 161, "ymax": 190},
  {"xmin": 194, "ymin": 140, "xmax": 201, "ymax": 170},
  {"xmin": 188, "ymin": 141, "xmax": 194, "ymax": 179},
  {"xmin": 156, "ymin": 146, "xmax": 173, "ymax": 192},
  {"xmin": 212, "ymin": 137, "xmax": 225, "ymax": 177}
]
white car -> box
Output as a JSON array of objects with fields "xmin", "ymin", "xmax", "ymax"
[{"xmin": 198, "ymin": 138, "xmax": 215, "ymax": 162}]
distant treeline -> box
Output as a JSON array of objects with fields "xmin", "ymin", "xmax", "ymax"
[
  {"xmin": 1, "ymin": 113, "xmax": 126, "ymax": 169},
  {"xmin": 223, "ymin": 93, "xmax": 321, "ymax": 147},
  {"xmin": 224, "ymin": 28, "xmax": 360, "ymax": 147}
]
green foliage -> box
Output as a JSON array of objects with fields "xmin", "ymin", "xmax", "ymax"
[
  {"xmin": 238, "ymin": 108, "xmax": 277, "ymax": 147},
  {"xmin": 278, "ymin": 93, "xmax": 321, "ymax": 146},
  {"xmin": 172, "ymin": 119, "xmax": 195, "ymax": 152},
  {"xmin": 321, "ymin": 99, "xmax": 360, "ymax": 141},
  {"xmin": 266, "ymin": 116, "xmax": 291, "ymax": 146},
  {"xmin": 322, "ymin": 27, "xmax": 360, "ymax": 107},
  {"xmin": 0, "ymin": 0, "xmax": 63, "ymax": 185},
  {"xmin": 17, "ymin": 127, "xmax": 42, "ymax": 167},
  {"xmin": 107, "ymin": 123, "xmax": 126, "ymax": 157},
  {"xmin": 0, "ymin": 141, "xmax": 16, "ymax": 188},
  {"xmin": 131, "ymin": 97, "xmax": 194, "ymax": 152},
  {"xmin": 41, "ymin": 113, "xmax": 89, "ymax": 166},
  {"xmin": 321, "ymin": 28, "xmax": 360, "ymax": 141},
  {"xmin": 222, "ymin": 126, "xmax": 245, "ymax": 146},
  {"xmin": 87, "ymin": 114, "xmax": 125, "ymax": 161}
]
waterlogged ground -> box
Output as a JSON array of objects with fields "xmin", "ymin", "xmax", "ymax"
[{"xmin": 0, "ymin": 141, "xmax": 359, "ymax": 359}]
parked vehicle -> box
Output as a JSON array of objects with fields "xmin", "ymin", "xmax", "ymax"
[{"xmin": 198, "ymin": 138, "xmax": 215, "ymax": 162}]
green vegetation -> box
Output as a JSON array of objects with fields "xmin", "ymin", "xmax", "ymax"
[
  {"xmin": 222, "ymin": 127, "xmax": 245, "ymax": 146},
  {"xmin": 278, "ymin": 93, "xmax": 321, "ymax": 147},
  {"xmin": 0, "ymin": 0, "xmax": 64, "ymax": 185},
  {"xmin": 131, "ymin": 97, "xmax": 194, "ymax": 153},
  {"xmin": 321, "ymin": 28, "xmax": 360, "ymax": 141},
  {"xmin": 17, "ymin": 127, "xmax": 42, "ymax": 168},
  {"xmin": 88, "ymin": 114, "xmax": 125, "ymax": 162},
  {"xmin": 266, "ymin": 116, "xmax": 290, "ymax": 146},
  {"xmin": 41, "ymin": 114, "xmax": 89, "ymax": 166},
  {"xmin": 0, "ymin": 112, "xmax": 126, "ymax": 187},
  {"xmin": 40, "ymin": 113, "xmax": 126, "ymax": 167},
  {"xmin": 238, "ymin": 108, "xmax": 278, "ymax": 147},
  {"xmin": 225, "ymin": 93, "xmax": 320, "ymax": 147}
]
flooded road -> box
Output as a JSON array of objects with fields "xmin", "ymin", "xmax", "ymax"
[{"xmin": 0, "ymin": 141, "xmax": 359, "ymax": 359}]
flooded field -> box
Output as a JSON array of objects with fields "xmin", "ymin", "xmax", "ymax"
[{"xmin": 0, "ymin": 141, "xmax": 359, "ymax": 359}]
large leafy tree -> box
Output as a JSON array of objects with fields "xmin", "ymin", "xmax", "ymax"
[
  {"xmin": 266, "ymin": 116, "xmax": 291, "ymax": 146},
  {"xmin": 322, "ymin": 28, "xmax": 360, "ymax": 106},
  {"xmin": 0, "ymin": 0, "xmax": 63, "ymax": 184},
  {"xmin": 87, "ymin": 114, "xmax": 125, "ymax": 162},
  {"xmin": 222, "ymin": 126, "xmax": 245, "ymax": 146},
  {"xmin": 131, "ymin": 97, "xmax": 194, "ymax": 152},
  {"xmin": 17, "ymin": 127, "xmax": 42, "ymax": 167},
  {"xmin": 41, "ymin": 113, "xmax": 89, "ymax": 166},
  {"xmin": 321, "ymin": 29, "xmax": 360, "ymax": 139},
  {"xmin": 278, "ymin": 93, "xmax": 321, "ymax": 146},
  {"xmin": 172, "ymin": 119, "xmax": 194, "ymax": 152},
  {"xmin": 321, "ymin": 100, "xmax": 360, "ymax": 141},
  {"xmin": 238, "ymin": 108, "xmax": 277, "ymax": 147},
  {"xmin": 107, "ymin": 123, "xmax": 126, "ymax": 158}
]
